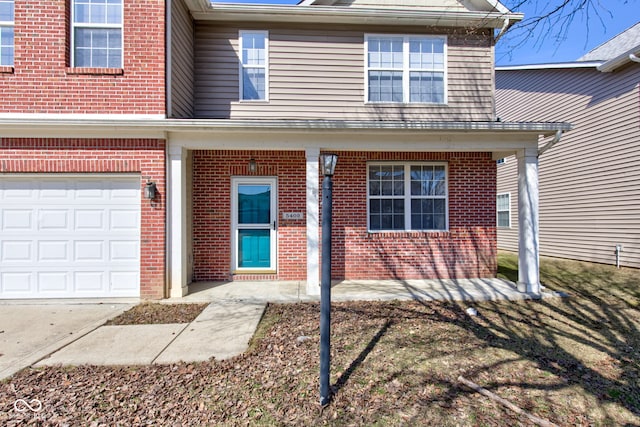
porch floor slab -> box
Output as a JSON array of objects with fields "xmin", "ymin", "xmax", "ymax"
[{"xmin": 174, "ymin": 278, "xmax": 551, "ymax": 304}]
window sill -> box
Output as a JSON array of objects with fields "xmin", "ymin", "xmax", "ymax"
[
  {"xmin": 364, "ymin": 101, "xmax": 447, "ymax": 106},
  {"xmin": 66, "ymin": 67, "xmax": 124, "ymax": 76},
  {"xmin": 0, "ymin": 66, "xmax": 14, "ymax": 74}
]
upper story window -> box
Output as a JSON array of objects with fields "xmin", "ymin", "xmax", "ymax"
[
  {"xmin": 497, "ymin": 193, "xmax": 511, "ymax": 227},
  {"xmin": 239, "ymin": 31, "xmax": 268, "ymax": 101},
  {"xmin": 72, "ymin": 0, "xmax": 123, "ymax": 68},
  {"xmin": 368, "ymin": 163, "xmax": 448, "ymax": 231},
  {"xmin": 0, "ymin": 0, "xmax": 14, "ymax": 66},
  {"xmin": 365, "ymin": 35, "xmax": 446, "ymax": 104}
]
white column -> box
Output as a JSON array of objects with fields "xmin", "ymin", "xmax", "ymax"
[
  {"xmin": 169, "ymin": 145, "xmax": 189, "ymax": 298},
  {"xmin": 517, "ymin": 147, "xmax": 540, "ymax": 294},
  {"xmin": 306, "ymin": 147, "xmax": 320, "ymax": 295}
]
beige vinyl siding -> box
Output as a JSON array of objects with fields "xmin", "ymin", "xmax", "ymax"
[
  {"xmin": 171, "ymin": 0, "xmax": 195, "ymax": 118},
  {"xmin": 194, "ymin": 23, "xmax": 494, "ymax": 121},
  {"xmin": 496, "ymin": 156, "xmax": 518, "ymax": 251},
  {"xmin": 496, "ymin": 65, "xmax": 640, "ymax": 268}
]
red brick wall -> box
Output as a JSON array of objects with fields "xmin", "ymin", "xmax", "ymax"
[
  {"xmin": 0, "ymin": 138, "xmax": 166, "ymax": 299},
  {"xmin": 192, "ymin": 150, "xmax": 307, "ymax": 281},
  {"xmin": 331, "ymin": 151, "xmax": 497, "ymax": 280},
  {"xmin": 192, "ymin": 150, "xmax": 496, "ymax": 282},
  {"xmin": 0, "ymin": 0, "xmax": 165, "ymax": 114}
]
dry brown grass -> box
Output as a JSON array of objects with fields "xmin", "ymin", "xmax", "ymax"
[{"xmin": 2, "ymin": 253, "xmax": 639, "ymax": 426}]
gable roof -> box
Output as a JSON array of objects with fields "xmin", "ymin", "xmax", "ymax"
[{"xmin": 579, "ymin": 21, "xmax": 640, "ymax": 62}]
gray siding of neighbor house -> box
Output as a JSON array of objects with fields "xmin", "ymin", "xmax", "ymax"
[
  {"xmin": 171, "ymin": 0, "xmax": 195, "ymax": 118},
  {"xmin": 496, "ymin": 64, "xmax": 640, "ymax": 268},
  {"xmin": 193, "ymin": 23, "xmax": 494, "ymax": 121}
]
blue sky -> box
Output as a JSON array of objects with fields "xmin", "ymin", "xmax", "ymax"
[{"xmin": 213, "ymin": 0, "xmax": 639, "ymax": 66}]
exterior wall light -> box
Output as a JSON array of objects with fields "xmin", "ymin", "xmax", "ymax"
[
  {"xmin": 144, "ymin": 181, "xmax": 157, "ymax": 200},
  {"xmin": 249, "ymin": 158, "xmax": 257, "ymax": 173}
]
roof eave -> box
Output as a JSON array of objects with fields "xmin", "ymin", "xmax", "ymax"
[
  {"xmin": 188, "ymin": 3, "xmax": 523, "ymax": 29},
  {"xmin": 0, "ymin": 118, "xmax": 570, "ymax": 136}
]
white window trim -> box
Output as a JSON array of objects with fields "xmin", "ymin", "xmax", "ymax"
[
  {"xmin": 0, "ymin": 0, "xmax": 14, "ymax": 67},
  {"xmin": 70, "ymin": 0, "xmax": 124, "ymax": 68},
  {"xmin": 367, "ymin": 162, "xmax": 449, "ymax": 232},
  {"xmin": 497, "ymin": 192, "xmax": 511, "ymax": 228},
  {"xmin": 364, "ymin": 34, "xmax": 448, "ymax": 105},
  {"xmin": 239, "ymin": 30, "xmax": 269, "ymax": 102}
]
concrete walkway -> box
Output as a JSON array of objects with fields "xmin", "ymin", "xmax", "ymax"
[{"xmin": 7, "ymin": 278, "xmax": 558, "ymax": 375}]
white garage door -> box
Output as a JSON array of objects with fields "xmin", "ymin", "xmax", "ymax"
[{"xmin": 0, "ymin": 175, "xmax": 141, "ymax": 299}]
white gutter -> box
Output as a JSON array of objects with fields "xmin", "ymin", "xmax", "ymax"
[
  {"xmin": 597, "ymin": 46, "xmax": 640, "ymax": 72},
  {"xmin": 537, "ymin": 130, "xmax": 563, "ymax": 156},
  {"xmin": 496, "ymin": 61, "xmax": 602, "ymax": 71}
]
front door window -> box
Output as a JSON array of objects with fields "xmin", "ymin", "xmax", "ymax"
[{"xmin": 232, "ymin": 177, "xmax": 277, "ymax": 271}]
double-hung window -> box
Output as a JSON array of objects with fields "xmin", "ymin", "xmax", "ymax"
[
  {"xmin": 368, "ymin": 163, "xmax": 448, "ymax": 231},
  {"xmin": 497, "ymin": 193, "xmax": 511, "ymax": 227},
  {"xmin": 366, "ymin": 35, "xmax": 446, "ymax": 104},
  {"xmin": 239, "ymin": 31, "xmax": 268, "ymax": 101},
  {"xmin": 0, "ymin": 0, "xmax": 13, "ymax": 66},
  {"xmin": 72, "ymin": 0, "xmax": 123, "ymax": 68}
]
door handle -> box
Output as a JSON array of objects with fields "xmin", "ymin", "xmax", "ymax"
[{"xmin": 272, "ymin": 220, "xmax": 277, "ymax": 230}]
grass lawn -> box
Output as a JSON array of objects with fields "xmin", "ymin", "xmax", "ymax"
[{"xmin": 2, "ymin": 252, "xmax": 639, "ymax": 425}]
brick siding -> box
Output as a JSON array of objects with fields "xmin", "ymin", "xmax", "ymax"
[
  {"xmin": 0, "ymin": 0, "xmax": 165, "ymax": 115},
  {"xmin": 0, "ymin": 138, "xmax": 167, "ymax": 299},
  {"xmin": 192, "ymin": 150, "xmax": 497, "ymax": 282}
]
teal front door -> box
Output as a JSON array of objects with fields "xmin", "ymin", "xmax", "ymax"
[{"xmin": 232, "ymin": 177, "xmax": 277, "ymax": 272}]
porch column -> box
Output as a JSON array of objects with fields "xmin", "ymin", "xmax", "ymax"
[
  {"xmin": 168, "ymin": 145, "xmax": 189, "ymax": 298},
  {"xmin": 517, "ymin": 147, "xmax": 540, "ymax": 294},
  {"xmin": 306, "ymin": 147, "xmax": 320, "ymax": 295}
]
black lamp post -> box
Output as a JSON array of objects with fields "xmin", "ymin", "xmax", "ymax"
[{"xmin": 319, "ymin": 152, "xmax": 337, "ymax": 407}]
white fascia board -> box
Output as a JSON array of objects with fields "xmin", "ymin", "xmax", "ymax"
[
  {"xmin": 597, "ymin": 46, "xmax": 640, "ymax": 72},
  {"xmin": 496, "ymin": 61, "xmax": 602, "ymax": 71},
  {"xmin": 190, "ymin": 4, "xmax": 523, "ymax": 29}
]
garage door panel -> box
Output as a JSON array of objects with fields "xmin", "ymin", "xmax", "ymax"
[
  {"xmin": 110, "ymin": 272, "xmax": 138, "ymax": 292},
  {"xmin": 38, "ymin": 272, "xmax": 69, "ymax": 293},
  {"xmin": 74, "ymin": 241, "xmax": 105, "ymax": 262},
  {"xmin": 0, "ymin": 176, "xmax": 141, "ymax": 299},
  {"xmin": 110, "ymin": 210, "xmax": 139, "ymax": 230},
  {"xmin": 38, "ymin": 241, "xmax": 70, "ymax": 262},
  {"xmin": 3, "ymin": 210, "xmax": 34, "ymax": 231},
  {"xmin": 38, "ymin": 209, "xmax": 70, "ymax": 231},
  {"xmin": 75, "ymin": 272, "xmax": 105, "ymax": 292},
  {"xmin": 75, "ymin": 209, "xmax": 105, "ymax": 231},
  {"xmin": 110, "ymin": 241, "xmax": 138, "ymax": 261},
  {"xmin": 1, "ymin": 272, "xmax": 33, "ymax": 294},
  {"xmin": 2, "ymin": 241, "xmax": 33, "ymax": 262}
]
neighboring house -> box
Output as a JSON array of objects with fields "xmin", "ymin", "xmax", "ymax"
[
  {"xmin": 496, "ymin": 22, "xmax": 640, "ymax": 269},
  {"xmin": 0, "ymin": 0, "xmax": 567, "ymax": 300}
]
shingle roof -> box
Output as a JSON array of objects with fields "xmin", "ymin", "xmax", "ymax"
[{"xmin": 578, "ymin": 21, "xmax": 640, "ymax": 61}]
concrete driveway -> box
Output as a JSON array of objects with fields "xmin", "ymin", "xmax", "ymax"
[{"xmin": 0, "ymin": 303, "xmax": 132, "ymax": 380}]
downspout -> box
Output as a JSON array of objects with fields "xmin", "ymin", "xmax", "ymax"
[
  {"xmin": 494, "ymin": 18, "xmax": 510, "ymax": 43},
  {"xmin": 166, "ymin": 0, "xmax": 173, "ymax": 119},
  {"xmin": 165, "ymin": 0, "xmax": 172, "ymax": 298},
  {"xmin": 630, "ymin": 53, "xmax": 640, "ymax": 63},
  {"xmin": 538, "ymin": 130, "xmax": 563, "ymax": 156}
]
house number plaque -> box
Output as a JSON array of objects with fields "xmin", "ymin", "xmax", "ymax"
[{"xmin": 282, "ymin": 212, "xmax": 304, "ymax": 220}]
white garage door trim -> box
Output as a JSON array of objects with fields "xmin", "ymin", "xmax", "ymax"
[{"xmin": 0, "ymin": 174, "xmax": 141, "ymax": 299}]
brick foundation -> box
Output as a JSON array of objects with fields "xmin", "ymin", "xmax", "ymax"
[{"xmin": 0, "ymin": 138, "xmax": 167, "ymax": 299}]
